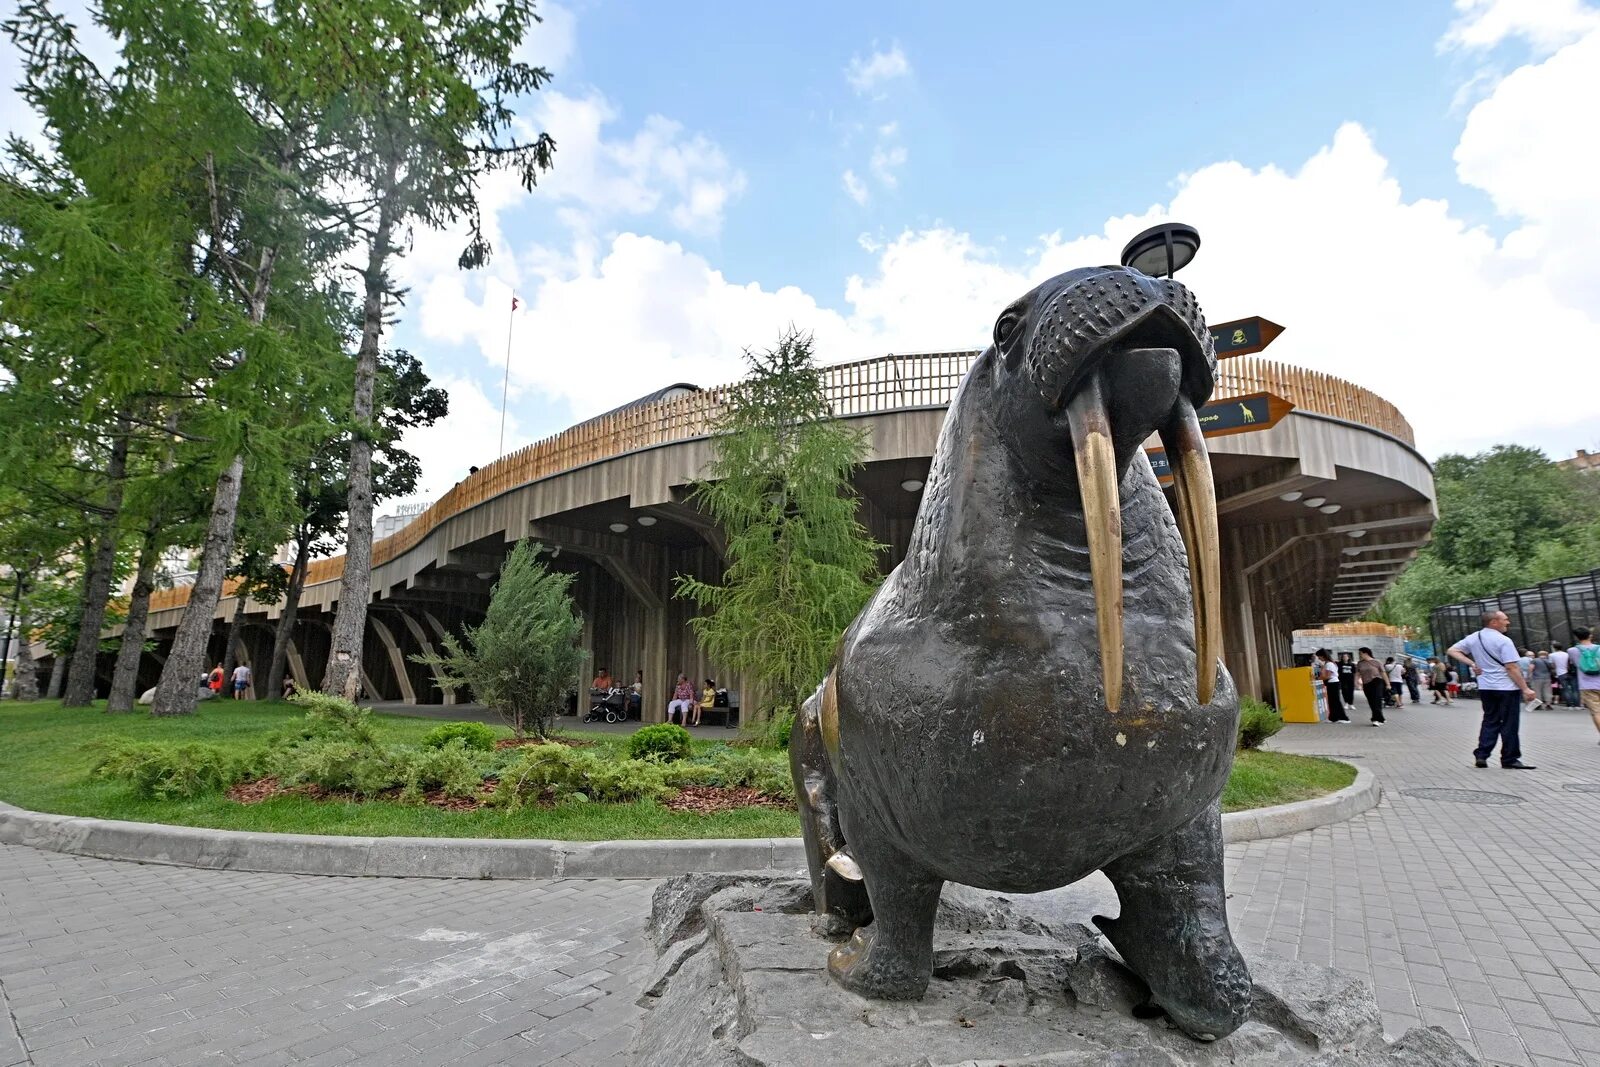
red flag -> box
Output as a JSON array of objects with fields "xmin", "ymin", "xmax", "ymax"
[{"xmin": 511, "ymin": 295, "xmax": 520, "ymax": 311}]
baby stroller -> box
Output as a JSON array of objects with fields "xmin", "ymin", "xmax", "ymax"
[{"xmin": 585, "ymin": 687, "xmax": 628, "ymax": 724}]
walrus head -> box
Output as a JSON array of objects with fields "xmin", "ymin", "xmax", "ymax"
[{"xmin": 989, "ymin": 266, "xmax": 1221, "ymax": 713}]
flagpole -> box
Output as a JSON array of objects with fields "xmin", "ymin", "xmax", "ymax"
[{"xmin": 498, "ymin": 295, "xmax": 516, "ymax": 456}]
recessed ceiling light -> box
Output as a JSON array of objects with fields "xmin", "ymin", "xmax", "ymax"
[
  {"xmin": 1342, "ymin": 547, "xmax": 1363, "ymax": 556},
  {"xmin": 636, "ymin": 515, "xmax": 658, "ymax": 527},
  {"xmin": 1347, "ymin": 529, "xmax": 1367, "ymax": 538},
  {"xmin": 900, "ymin": 479, "xmax": 924, "ymax": 492},
  {"xmin": 1320, "ymin": 504, "xmax": 1342, "ymax": 514},
  {"xmin": 475, "ymin": 571, "xmax": 494, "ymax": 580},
  {"xmin": 1279, "ymin": 491, "xmax": 1303, "ymax": 502},
  {"xmin": 1303, "ymin": 497, "xmax": 1326, "ymax": 508},
  {"xmin": 609, "ymin": 522, "xmax": 629, "ymax": 533}
]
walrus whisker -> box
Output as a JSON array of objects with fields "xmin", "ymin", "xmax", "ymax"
[
  {"xmin": 1064, "ymin": 369, "xmax": 1123, "ymax": 713},
  {"xmin": 1159, "ymin": 396, "xmax": 1222, "ymax": 705}
]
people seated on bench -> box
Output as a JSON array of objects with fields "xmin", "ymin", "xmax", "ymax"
[
  {"xmin": 667, "ymin": 674, "xmax": 695, "ymax": 725},
  {"xmin": 626, "ymin": 669, "xmax": 643, "ymax": 720},
  {"xmin": 591, "ymin": 667, "xmax": 613, "ymax": 690},
  {"xmin": 693, "ymin": 678, "xmax": 716, "ymax": 727}
]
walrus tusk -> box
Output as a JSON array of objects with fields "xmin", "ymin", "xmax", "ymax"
[
  {"xmin": 1065, "ymin": 371, "xmax": 1123, "ymax": 713},
  {"xmin": 1160, "ymin": 396, "xmax": 1221, "ymax": 705}
]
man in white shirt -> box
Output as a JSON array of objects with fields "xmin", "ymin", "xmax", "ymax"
[
  {"xmin": 1550, "ymin": 646, "xmax": 1574, "ymax": 706},
  {"xmin": 1448, "ymin": 610, "xmax": 1537, "ymax": 769},
  {"xmin": 231, "ymin": 663, "xmax": 252, "ymax": 701}
]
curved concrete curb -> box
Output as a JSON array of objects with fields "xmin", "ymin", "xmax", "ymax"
[
  {"xmin": 1221, "ymin": 765, "xmax": 1379, "ymax": 844},
  {"xmin": 0, "ymin": 767, "xmax": 1377, "ymax": 879}
]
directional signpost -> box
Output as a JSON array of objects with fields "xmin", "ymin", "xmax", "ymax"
[
  {"xmin": 1208, "ymin": 316, "xmax": 1285, "ymax": 359},
  {"xmin": 1147, "ymin": 390, "xmax": 1295, "ymax": 481}
]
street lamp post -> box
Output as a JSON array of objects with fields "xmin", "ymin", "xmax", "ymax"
[{"xmin": 1120, "ymin": 222, "xmax": 1201, "ymax": 278}]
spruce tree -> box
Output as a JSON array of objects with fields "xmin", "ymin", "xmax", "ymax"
[{"xmin": 675, "ymin": 330, "xmax": 883, "ymax": 727}]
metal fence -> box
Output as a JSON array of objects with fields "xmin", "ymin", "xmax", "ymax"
[{"xmin": 1430, "ymin": 569, "xmax": 1600, "ymax": 654}]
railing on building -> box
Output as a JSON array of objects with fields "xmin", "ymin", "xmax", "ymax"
[
  {"xmin": 1430, "ymin": 570, "xmax": 1600, "ymax": 655},
  {"xmin": 149, "ymin": 351, "xmax": 1416, "ymax": 614}
]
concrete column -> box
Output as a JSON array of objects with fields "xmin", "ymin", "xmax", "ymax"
[{"xmin": 369, "ymin": 615, "xmax": 416, "ymax": 704}]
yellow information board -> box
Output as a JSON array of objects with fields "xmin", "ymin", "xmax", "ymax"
[{"xmin": 1275, "ymin": 666, "xmax": 1323, "ymax": 723}]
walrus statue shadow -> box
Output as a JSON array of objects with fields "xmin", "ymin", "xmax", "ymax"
[{"xmin": 790, "ymin": 264, "xmax": 1253, "ymax": 1041}]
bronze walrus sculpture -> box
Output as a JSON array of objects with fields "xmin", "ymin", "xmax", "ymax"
[{"xmin": 790, "ymin": 264, "xmax": 1252, "ymax": 1041}]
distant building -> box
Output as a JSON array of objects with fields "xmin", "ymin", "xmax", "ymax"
[
  {"xmin": 1559, "ymin": 448, "xmax": 1600, "ymax": 475},
  {"xmin": 374, "ymin": 503, "xmax": 431, "ymax": 542}
]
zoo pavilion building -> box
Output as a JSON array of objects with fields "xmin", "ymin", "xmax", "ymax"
[{"xmin": 102, "ymin": 350, "xmax": 1436, "ymax": 715}]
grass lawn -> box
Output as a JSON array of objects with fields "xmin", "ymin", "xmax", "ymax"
[{"xmin": 0, "ymin": 700, "xmax": 1354, "ymax": 838}]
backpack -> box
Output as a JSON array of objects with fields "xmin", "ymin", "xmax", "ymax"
[{"xmin": 1580, "ymin": 645, "xmax": 1600, "ymax": 676}]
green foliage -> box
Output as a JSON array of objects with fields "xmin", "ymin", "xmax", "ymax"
[
  {"xmin": 89, "ymin": 740, "xmax": 248, "ymax": 799},
  {"xmin": 420, "ymin": 721, "xmax": 498, "ymax": 753},
  {"xmin": 675, "ymin": 330, "xmax": 884, "ymax": 722},
  {"xmin": 269, "ymin": 738, "xmax": 394, "ymax": 795},
  {"xmin": 392, "ymin": 741, "xmax": 490, "ymax": 802},
  {"xmin": 1375, "ymin": 446, "xmax": 1600, "ymax": 629},
  {"xmin": 276, "ymin": 691, "xmax": 379, "ymax": 747},
  {"xmin": 666, "ymin": 745, "xmax": 794, "ymax": 798},
  {"xmin": 1237, "ymin": 697, "xmax": 1285, "ymax": 751},
  {"xmin": 627, "ymin": 723, "xmax": 693, "ymax": 763},
  {"xmin": 489, "ymin": 746, "xmax": 672, "ymax": 809},
  {"xmin": 411, "ymin": 541, "xmax": 584, "ymax": 738}
]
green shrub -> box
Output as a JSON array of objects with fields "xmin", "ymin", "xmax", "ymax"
[
  {"xmin": 662, "ymin": 745, "xmax": 794, "ymax": 798},
  {"xmin": 628, "ymin": 723, "xmax": 692, "ymax": 763},
  {"xmin": 271, "ymin": 692, "xmax": 379, "ymax": 749},
  {"xmin": 89, "ymin": 740, "xmax": 249, "ymax": 799},
  {"xmin": 393, "ymin": 740, "xmax": 491, "ymax": 802},
  {"xmin": 1237, "ymin": 697, "xmax": 1285, "ymax": 750},
  {"xmin": 270, "ymin": 738, "xmax": 399, "ymax": 795},
  {"xmin": 489, "ymin": 745, "xmax": 672, "ymax": 809},
  {"xmin": 420, "ymin": 721, "xmax": 497, "ymax": 753}
]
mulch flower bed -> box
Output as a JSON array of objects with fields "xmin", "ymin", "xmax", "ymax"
[{"xmin": 662, "ymin": 785, "xmax": 792, "ymax": 815}]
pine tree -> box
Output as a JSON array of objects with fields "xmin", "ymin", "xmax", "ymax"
[
  {"xmin": 675, "ymin": 330, "xmax": 883, "ymax": 726},
  {"xmin": 412, "ymin": 541, "xmax": 583, "ymax": 739}
]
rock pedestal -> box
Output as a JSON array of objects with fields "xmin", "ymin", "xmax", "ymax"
[{"xmin": 629, "ymin": 873, "xmax": 1477, "ymax": 1067}]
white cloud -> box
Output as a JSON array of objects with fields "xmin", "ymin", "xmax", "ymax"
[
  {"xmin": 1454, "ymin": 26, "xmax": 1600, "ymax": 309},
  {"xmin": 513, "ymin": 0, "xmax": 578, "ymax": 74},
  {"xmin": 869, "ymin": 143, "xmax": 908, "ymax": 188},
  {"xmin": 1440, "ymin": 0, "xmax": 1600, "ymax": 53},
  {"xmin": 845, "ymin": 44, "xmax": 911, "ymax": 94},
  {"xmin": 842, "ymin": 169, "xmax": 869, "ymax": 205}
]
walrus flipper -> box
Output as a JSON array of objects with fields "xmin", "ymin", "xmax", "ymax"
[
  {"xmin": 791, "ymin": 676, "xmax": 871, "ymax": 933},
  {"xmin": 826, "ymin": 821, "xmax": 944, "ymax": 1000},
  {"xmin": 1093, "ymin": 804, "xmax": 1252, "ymax": 1040}
]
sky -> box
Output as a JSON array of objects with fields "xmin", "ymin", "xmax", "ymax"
[{"xmin": 4, "ymin": 0, "xmax": 1599, "ymax": 509}]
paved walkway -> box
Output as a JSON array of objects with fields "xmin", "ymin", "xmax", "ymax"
[
  {"xmin": 0, "ymin": 701, "xmax": 1596, "ymax": 1065},
  {"xmin": 1240, "ymin": 700, "xmax": 1600, "ymax": 1066}
]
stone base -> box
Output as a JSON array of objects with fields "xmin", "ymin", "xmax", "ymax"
[{"xmin": 629, "ymin": 873, "xmax": 1478, "ymax": 1067}]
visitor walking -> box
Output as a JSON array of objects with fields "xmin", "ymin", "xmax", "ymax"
[
  {"xmin": 230, "ymin": 662, "xmax": 251, "ymax": 701},
  {"xmin": 1550, "ymin": 646, "xmax": 1570, "ymax": 706},
  {"xmin": 1384, "ymin": 657, "xmax": 1404, "ymax": 707},
  {"xmin": 1317, "ymin": 649, "xmax": 1347, "ymax": 723},
  {"xmin": 1428, "ymin": 658, "xmax": 1452, "ymax": 704},
  {"xmin": 1566, "ymin": 627, "xmax": 1600, "ymax": 744},
  {"xmin": 1562, "ymin": 642, "xmax": 1582, "ymax": 707},
  {"xmin": 1355, "ymin": 648, "xmax": 1387, "ymax": 726},
  {"xmin": 1337, "ymin": 652, "xmax": 1356, "ymax": 707},
  {"xmin": 1403, "ymin": 659, "xmax": 1421, "ymax": 704},
  {"xmin": 207, "ymin": 663, "xmax": 224, "ymax": 697},
  {"xmin": 1529, "ymin": 651, "xmax": 1554, "ymax": 710},
  {"xmin": 1448, "ymin": 610, "xmax": 1537, "ymax": 769}
]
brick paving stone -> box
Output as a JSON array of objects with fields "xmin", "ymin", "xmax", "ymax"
[
  {"xmin": 3, "ymin": 701, "xmax": 1597, "ymax": 1064},
  {"xmin": 1236, "ymin": 701, "xmax": 1600, "ymax": 1064}
]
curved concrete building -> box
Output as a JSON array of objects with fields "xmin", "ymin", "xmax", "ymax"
[{"xmin": 92, "ymin": 351, "xmax": 1433, "ymax": 712}]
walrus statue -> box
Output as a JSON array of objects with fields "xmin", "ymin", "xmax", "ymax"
[{"xmin": 790, "ymin": 263, "xmax": 1253, "ymax": 1041}]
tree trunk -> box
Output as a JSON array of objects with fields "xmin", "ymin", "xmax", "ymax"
[
  {"xmin": 46, "ymin": 653, "xmax": 66, "ymax": 699},
  {"xmin": 106, "ymin": 525, "xmax": 161, "ymax": 712},
  {"xmin": 266, "ymin": 528, "xmax": 311, "ymax": 701},
  {"xmin": 219, "ymin": 590, "xmax": 247, "ymax": 696},
  {"xmin": 13, "ymin": 596, "xmax": 39, "ymax": 702},
  {"xmin": 149, "ymin": 454, "xmax": 244, "ymax": 716},
  {"xmin": 322, "ymin": 173, "xmax": 398, "ymax": 702},
  {"xmin": 62, "ymin": 419, "xmax": 132, "ymax": 706}
]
